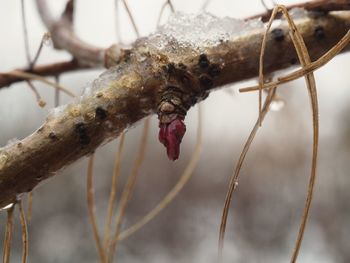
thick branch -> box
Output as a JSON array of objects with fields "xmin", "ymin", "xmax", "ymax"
[
  {"xmin": 35, "ymin": 0, "xmax": 109, "ymax": 66},
  {"xmin": 0, "ymin": 11, "xmax": 350, "ymax": 207}
]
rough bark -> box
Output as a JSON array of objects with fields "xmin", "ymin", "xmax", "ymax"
[{"xmin": 0, "ymin": 11, "xmax": 350, "ymax": 208}]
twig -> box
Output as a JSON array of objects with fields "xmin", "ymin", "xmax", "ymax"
[
  {"xmin": 30, "ymin": 33, "xmax": 51, "ymax": 69},
  {"xmin": 27, "ymin": 80, "xmax": 46, "ymax": 107},
  {"xmin": 54, "ymin": 75, "xmax": 61, "ymax": 107},
  {"xmin": 87, "ymin": 155, "xmax": 107, "ymax": 263},
  {"xmin": 157, "ymin": 0, "xmax": 175, "ymax": 26},
  {"xmin": 121, "ymin": 0, "xmax": 140, "ymax": 37},
  {"xmin": 35, "ymin": 0, "xmax": 107, "ymax": 66},
  {"xmin": 5, "ymin": 70, "xmax": 75, "ymax": 97},
  {"xmin": 18, "ymin": 200, "xmax": 29, "ymax": 263},
  {"xmin": 218, "ymin": 88, "xmax": 277, "ymax": 262},
  {"xmin": 117, "ymin": 105, "xmax": 202, "ymax": 241},
  {"xmin": 27, "ymin": 192, "xmax": 33, "ymax": 221},
  {"xmin": 108, "ymin": 119, "xmax": 150, "ymax": 262},
  {"xmin": 279, "ymin": 6, "xmax": 319, "ymax": 262},
  {"xmin": 248, "ymin": 0, "xmax": 350, "ymax": 22},
  {"xmin": 239, "ymin": 30, "xmax": 350, "ymax": 93},
  {"xmin": 2, "ymin": 205, "xmax": 15, "ymax": 263},
  {"xmin": 103, "ymin": 132, "xmax": 126, "ymax": 252},
  {"xmin": 21, "ymin": 0, "xmax": 31, "ymax": 65},
  {"xmin": 0, "ymin": 59, "xmax": 89, "ymax": 89}
]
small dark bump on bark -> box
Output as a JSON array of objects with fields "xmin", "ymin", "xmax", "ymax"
[
  {"xmin": 271, "ymin": 28, "xmax": 284, "ymax": 42},
  {"xmin": 178, "ymin": 63, "xmax": 187, "ymax": 70},
  {"xmin": 181, "ymin": 75, "xmax": 191, "ymax": 86},
  {"xmin": 208, "ymin": 64, "xmax": 221, "ymax": 77},
  {"xmin": 75, "ymin": 122, "xmax": 90, "ymax": 145},
  {"xmin": 198, "ymin": 54, "xmax": 210, "ymax": 68},
  {"xmin": 167, "ymin": 63, "xmax": 176, "ymax": 74},
  {"xmin": 48, "ymin": 132, "xmax": 58, "ymax": 140},
  {"xmin": 79, "ymin": 135, "xmax": 91, "ymax": 145},
  {"xmin": 314, "ymin": 25, "xmax": 325, "ymax": 39},
  {"xmin": 37, "ymin": 126, "xmax": 44, "ymax": 133},
  {"xmin": 309, "ymin": 10, "xmax": 328, "ymax": 18},
  {"xmin": 290, "ymin": 57, "xmax": 298, "ymax": 65},
  {"xmin": 95, "ymin": 107, "xmax": 107, "ymax": 119},
  {"xmin": 199, "ymin": 74, "xmax": 213, "ymax": 89},
  {"xmin": 75, "ymin": 122, "xmax": 86, "ymax": 133}
]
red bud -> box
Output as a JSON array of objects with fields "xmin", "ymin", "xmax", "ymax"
[{"xmin": 158, "ymin": 118, "xmax": 186, "ymax": 161}]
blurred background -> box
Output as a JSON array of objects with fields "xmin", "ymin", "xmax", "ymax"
[{"xmin": 1, "ymin": 0, "xmax": 350, "ymax": 262}]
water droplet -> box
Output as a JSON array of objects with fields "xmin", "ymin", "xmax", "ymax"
[
  {"xmin": 269, "ymin": 98, "xmax": 285, "ymax": 111},
  {"xmin": 43, "ymin": 32, "xmax": 52, "ymax": 46},
  {"xmin": 234, "ymin": 181, "xmax": 239, "ymax": 189},
  {"xmin": 6, "ymin": 138, "xmax": 19, "ymax": 146},
  {"xmin": 48, "ymin": 104, "xmax": 67, "ymax": 119},
  {"xmin": 36, "ymin": 175, "xmax": 45, "ymax": 181},
  {"xmin": 104, "ymin": 120, "xmax": 114, "ymax": 130},
  {"xmin": 0, "ymin": 203, "xmax": 14, "ymax": 211}
]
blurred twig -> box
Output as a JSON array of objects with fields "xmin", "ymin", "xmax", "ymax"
[
  {"xmin": 118, "ymin": 105, "xmax": 202, "ymax": 241},
  {"xmin": 2, "ymin": 205, "xmax": 15, "ymax": 263},
  {"xmin": 35, "ymin": 0, "xmax": 108, "ymax": 66},
  {"xmin": 103, "ymin": 132, "xmax": 126, "ymax": 253},
  {"xmin": 19, "ymin": 201, "xmax": 29, "ymax": 263},
  {"xmin": 87, "ymin": 155, "xmax": 107, "ymax": 263},
  {"xmin": 108, "ymin": 119, "xmax": 150, "ymax": 262}
]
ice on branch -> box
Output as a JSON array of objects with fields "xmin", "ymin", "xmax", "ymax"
[{"xmin": 145, "ymin": 12, "xmax": 264, "ymax": 55}]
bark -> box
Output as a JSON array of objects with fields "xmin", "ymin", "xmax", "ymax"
[{"xmin": 0, "ymin": 11, "xmax": 350, "ymax": 207}]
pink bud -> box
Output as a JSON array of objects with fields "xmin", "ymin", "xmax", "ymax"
[{"xmin": 158, "ymin": 118, "xmax": 186, "ymax": 161}]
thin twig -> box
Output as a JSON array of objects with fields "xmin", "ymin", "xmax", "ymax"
[
  {"xmin": 87, "ymin": 155, "xmax": 107, "ymax": 263},
  {"xmin": 31, "ymin": 33, "xmax": 51, "ymax": 69},
  {"xmin": 247, "ymin": 0, "xmax": 350, "ymax": 22},
  {"xmin": 27, "ymin": 192, "xmax": 33, "ymax": 221},
  {"xmin": 157, "ymin": 0, "xmax": 175, "ymax": 26},
  {"xmin": 218, "ymin": 88, "xmax": 276, "ymax": 262},
  {"xmin": 27, "ymin": 80, "xmax": 46, "ymax": 107},
  {"xmin": 54, "ymin": 75, "xmax": 61, "ymax": 107},
  {"xmin": 121, "ymin": 0, "xmax": 140, "ymax": 37},
  {"xmin": 108, "ymin": 119, "xmax": 150, "ymax": 262},
  {"xmin": 277, "ymin": 5, "xmax": 319, "ymax": 262},
  {"xmin": 18, "ymin": 200, "xmax": 29, "ymax": 263},
  {"xmin": 0, "ymin": 59, "xmax": 88, "ymax": 89},
  {"xmin": 201, "ymin": 0, "xmax": 212, "ymax": 11},
  {"xmin": 118, "ymin": 105, "xmax": 202, "ymax": 241},
  {"xmin": 5, "ymin": 70, "xmax": 75, "ymax": 97},
  {"xmin": 103, "ymin": 132, "xmax": 126, "ymax": 253},
  {"xmin": 114, "ymin": 0, "xmax": 122, "ymax": 43},
  {"xmin": 239, "ymin": 30, "xmax": 350, "ymax": 93},
  {"xmin": 21, "ymin": 0, "xmax": 31, "ymax": 65},
  {"xmin": 2, "ymin": 205, "xmax": 15, "ymax": 263}
]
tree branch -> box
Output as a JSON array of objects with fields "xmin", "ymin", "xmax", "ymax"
[
  {"xmin": 0, "ymin": 10, "xmax": 350, "ymax": 207},
  {"xmin": 35, "ymin": 0, "xmax": 116, "ymax": 66},
  {"xmin": 0, "ymin": 60, "xmax": 89, "ymax": 89},
  {"xmin": 248, "ymin": 0, "xmax": 350, "ymax": 22}
]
